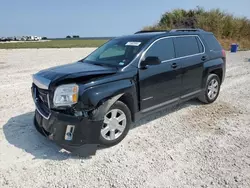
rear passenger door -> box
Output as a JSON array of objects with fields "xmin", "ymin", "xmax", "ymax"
[{"xmin": 173, "ymin": 36, "xmax": 205, "ymax": 98}]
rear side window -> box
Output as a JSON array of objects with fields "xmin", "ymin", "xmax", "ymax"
[
  {"xmin": 145, "ymin": 38, "xmax": 175, "ymax": 61},
  {"xmin": 174, "ymin": 36, "xmax": 201, "ymax": 58},
  {"xmin": 203, "ymin": 34, "xmax": 222, "ymax": 51}
]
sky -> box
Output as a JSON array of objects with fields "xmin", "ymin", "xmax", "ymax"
[{"xmin": 1, "ymin": 0, "xmax": 250, "ymax": 38}]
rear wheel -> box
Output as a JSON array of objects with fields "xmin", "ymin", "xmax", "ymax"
[
  {"xmin": 198, "ymin": 74, "xmax": 221, "ymax": 104},
  {"xmin": 99, "ymin": 101, "xmax": 131, "ymax": 147}
]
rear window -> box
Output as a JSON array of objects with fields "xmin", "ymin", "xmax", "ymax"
[
  {"xmin": 202, "ymin": 34, "xmax": 222, "ymax": 51},
  {"xmin": 174, "ymin": 36, "xmax": 201, "ymax": 58}
]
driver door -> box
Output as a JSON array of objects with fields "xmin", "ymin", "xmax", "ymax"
[{"xmin": 139, "ymin": 37, "xmax": 182, "ymax": 111}]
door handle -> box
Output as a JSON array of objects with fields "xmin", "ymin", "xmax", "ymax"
[
  {"xmin": 201, "ymin": 56, "xmax": 207, "ymax": 61},
  {"xmin": 171, "ymin": 63, "xmax": 178, "ymax": 69}
]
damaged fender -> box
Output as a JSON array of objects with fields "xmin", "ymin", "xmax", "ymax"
[
  {"xmin": 90, "ymin": 93, "xmax": 124, "ymax": 121},
  {"xmin": 79, "ymin": 79, "xmax": 138, "ymax": 120}
]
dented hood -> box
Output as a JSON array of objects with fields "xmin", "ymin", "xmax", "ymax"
[{"xmin": 33, "ymin": 61, "xmax": 117, "ymax": 89}]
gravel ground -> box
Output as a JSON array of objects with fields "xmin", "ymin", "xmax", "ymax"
[{"xmin": 0, "ymin": 49, "xmax": 250, "ymax": 188}]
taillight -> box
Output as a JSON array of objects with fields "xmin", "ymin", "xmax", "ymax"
[
  {"xmin": 222, "ymin": 49, "xmax": 226, "ymax": 64},
  {"xmin": 222, "ymin": 49, "xmax": 226, "ymax": 58}
]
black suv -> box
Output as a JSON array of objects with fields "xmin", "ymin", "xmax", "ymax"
[{"xmin": 32, "ymin": 29, "xmax": 226, "ymax": 152}]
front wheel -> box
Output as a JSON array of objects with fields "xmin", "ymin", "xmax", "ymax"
[
  {"xmin": 198, "ymin": 74, "xmax": 221, "ymax": 104},
  {"xmin": 99, "ymin": 101, "xmax": 131, "ymax": 147}
]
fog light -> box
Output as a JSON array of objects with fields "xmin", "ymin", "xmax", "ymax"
[{"xmin": 65, "ymin": 125, "xmax": 75, "ymax": 141}]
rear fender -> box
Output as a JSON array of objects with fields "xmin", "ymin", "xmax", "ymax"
[{"xmin": 202, "ymin": 59, "xmax": 224, "ymax": 88}]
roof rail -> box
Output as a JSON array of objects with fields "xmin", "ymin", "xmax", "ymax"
[
  {"xmin": 135, "ymin": 30, "xmax": 169, "ymax": 34},
  {"xmin": 170, "ymin": 28, "xmax": 204, "ymax": 32}
]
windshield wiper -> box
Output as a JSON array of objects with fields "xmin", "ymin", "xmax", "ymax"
[
  {"xmin": 80, "ymin": 60, "xmax": 105, "ymax": 66},
  {"xmin": 91, "ymin": 62, "xmax": 107, "ymax": 67},
  {"xmin": 83, "ymin": 60, "xmax": 117, "ymax": 68}
]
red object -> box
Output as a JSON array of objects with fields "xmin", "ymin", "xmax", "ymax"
[{"xmin": 222, "ymin": 49, "xmax": 226, "ymax": 58}]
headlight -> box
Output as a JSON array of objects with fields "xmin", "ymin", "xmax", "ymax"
[{"xmin": 53, "ymin": 84, "xmax": 79, "ymax": 107}]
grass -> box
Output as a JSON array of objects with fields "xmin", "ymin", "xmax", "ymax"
[
  {"xmin": 219, "ymin": 38, "xmax": 250, "ymax": 51},
  {"xmin": 0, "ymin": 39, "xmax": 108, "ymax": 49}
]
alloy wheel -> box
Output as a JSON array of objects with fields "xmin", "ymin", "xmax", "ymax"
[
  {"xmin": 207, "ymin": 78, "xmax": 219, "ymax": 100},
  {"xmin": 101, "ymin": 109, "xmax": 127, "ymax": 141}
]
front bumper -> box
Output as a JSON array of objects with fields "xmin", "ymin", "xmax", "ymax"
[{"xmin": 34, "ymin": 109, "xmax": 103, "ymax": 154}]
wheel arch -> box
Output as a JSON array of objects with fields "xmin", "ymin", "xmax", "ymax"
[
  {"xmin": 203, "ymin": 59, "xmax": 224, "ymax": 88},
  {"xmin": 118, "ymin": 93, "xmax": 136, "ymax": 122},
  {"xmin": 210, "ymin": 68, "xmax": 223, "ymax": 83},
  {"xmin": 85, "ymin": 80, "xmax": 138, "ymax": 121},
  {"xmin": 90, "ymin": 92, "xmax": 137, "ymax": 122}
]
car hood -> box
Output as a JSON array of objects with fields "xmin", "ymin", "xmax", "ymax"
[{"xmin": 33, "ymin": 61, "xmax": 117, "ymax": 89}]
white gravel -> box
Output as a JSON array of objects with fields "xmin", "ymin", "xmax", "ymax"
[{"xmin": 0, "ymin": 49, "xmax": 250, "ymax": 188}]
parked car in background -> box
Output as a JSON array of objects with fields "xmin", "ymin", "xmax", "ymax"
[
  {"xmin": 32, "ymin": 28, "xmax": 226, "ymax": 153},
  {"xmin": 0, "ymin": 37, "xmax": 11, "ymax": 42},
  {"xmin": 0, "ymin": 36, "xmax": 42, "ymax": 42}
]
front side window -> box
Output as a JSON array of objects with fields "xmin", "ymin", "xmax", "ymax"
[
  {"xmin": 84, "ymin": 38, "xmax": 149, "ymax": 67},
  {"xmin": 174, "ymin": 36, "xmax": 201, "ymax": 58},
  {"xmin": 144, "ymin": 38, "xmax": 175, "ymax": 62}
]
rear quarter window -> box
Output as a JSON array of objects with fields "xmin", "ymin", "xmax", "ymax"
[
  {"xmin": 173, "ymin": 36, "xmax": 201, "ymax": 58},
  {"xmin": 202, "ymin": 34, "xmax": 222, "ymax": 51}
]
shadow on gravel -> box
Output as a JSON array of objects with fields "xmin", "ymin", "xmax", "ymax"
[
  {"xmin": 3, "ymin": 112, "xmax": 97, "ymax": 160},
  {"xmin": 3, "ymin": 100, "xmax": 201, "ymax": 160}
]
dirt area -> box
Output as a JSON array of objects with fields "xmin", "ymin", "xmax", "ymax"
[{"xmin": 0, "ymin": 49, "xmax": 250, "ymax": 188}]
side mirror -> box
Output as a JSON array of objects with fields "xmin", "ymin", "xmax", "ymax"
[{"xmin": 140, "ymin": 56, "xmax": 161, "ymax": 68}]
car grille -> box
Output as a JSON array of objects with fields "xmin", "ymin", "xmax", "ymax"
[
  {"xmin": 37, "ymin": 87, "xmax": 49, "ymax": 108},
  {"xmin": 33, "ymin": 85, "xmax": 51, "ymax": 119}
]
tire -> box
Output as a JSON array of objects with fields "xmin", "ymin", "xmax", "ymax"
[
  {"xmin": 99, "ymin": 101, "xmax": 132, "ymax": 147},
  {"xmin": 198, "ymin": 74, "xmax": 221, "ymax": 104}
]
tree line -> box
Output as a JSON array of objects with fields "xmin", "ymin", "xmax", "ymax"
[
  {"xmin": 66, "ymin": 35, "xmax": 80, "ymax": 39},
  {"xmin": 143, "ymin": 7, "xmax": 250, "ymax": 49}
]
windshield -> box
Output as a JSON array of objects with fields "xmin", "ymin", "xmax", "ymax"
[{"xmin": 84, "ymin": 38, "xmax": 148, "ymax": 67}]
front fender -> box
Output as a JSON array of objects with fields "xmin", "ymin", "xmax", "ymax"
[
  {"xmin": 90, "ymin": 93, "xmax": 123, "ymax": 121},
  {"xmin": 79, "ymin": 79, "xmax": 137, "ymax": 120}
]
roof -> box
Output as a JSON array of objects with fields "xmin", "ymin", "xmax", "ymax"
[
  {"xmin": 115, "ymin": 29, "xmax": 212, "ymax": 42},
  {"xmin": 116, "ymin": 32, "xmax": 166, "ymax": 41}
]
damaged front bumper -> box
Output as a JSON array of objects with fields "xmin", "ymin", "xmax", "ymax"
[
  {"xmin": 31, "ymin": 83, "xmax": 121, "ymax": 155},
  {"xmin": 34, "ymin": 109, "xmax": 103, "ymax": 155}
]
